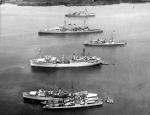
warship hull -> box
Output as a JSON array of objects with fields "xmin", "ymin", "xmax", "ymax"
[
  {"xmin": 22, "ymin": 92, "xmax": 53, "ymax": 101},
  {"xmin": 30, "ymin": 60, "xmax": 101, "ymax": 68},
  {"xmin": 22, "ymin": 92, "xmax": 65, "ymax": 101},
  {"xmin": 38, "ymin": 29, "xmax": 103, "ymax": 34},
  {"xmin": 84, "ymin": 43, "xmax": 126, "ymax": 46},
  {"xmin": 65, "ymin": 14, "xmax": 95, "ymax": 17}
]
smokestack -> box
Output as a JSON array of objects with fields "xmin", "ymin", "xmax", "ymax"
[
  {"xmin": 68, "ymin": 24, "xmax": 71, "ymax": 29},
  {"xmin": 83, "ymin": 48, "xmax": 85, "ymax": 56}
]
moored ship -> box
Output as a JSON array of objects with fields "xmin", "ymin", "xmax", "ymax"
[
  {"xmin": 84, "ymin": 36, "xmax": 126, "ymax": 46},
  {"xmin": 22, "ymin": 88, "xmax": 69, "ymax": 101},
  {"xmin": 30, "ymin": 49, "xmax": 105, "ymax": 68},
  {"xmin": 43, "ymin": 91, "xmax": 103, "ymax": 109},
  {"xmin": 38, "ymin": 21, "xmax": 103, "ymax": 34},
  {"xmin": 65, "ymin": 8, "xmax": 95, "ymax": 17}
]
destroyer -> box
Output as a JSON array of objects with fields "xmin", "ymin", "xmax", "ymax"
[
  {"xmin": 84, "ymin": 36, "xmax": 126, "ymax": 46},
  {"xmin": 30, "ymin": 49, "xmax": 105, "ymax": 68},
  {"xmin": 38, "ymin": 21, "xmax": 103, "ymax": 34},
  {"xmin": 65, "ymin": 8, "xmax": 95, "ymax": 17},
  {"xmin": 43, "ymin": 91, "xmax": 103, "ymax": 109}
]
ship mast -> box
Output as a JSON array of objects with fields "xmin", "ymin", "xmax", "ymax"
[
  {"xmin": 85, "ymin": 7, "xmax": 87, "ymax": 12},
  {"xmin": 84, "ymin": 20, "xmax": 86, "ymax": 27},
  {"xmin": 62, "ymin": 54, "xmax": 65, "ymax": 63},
  {"xmin": 112, "ymin": 30, "xmax": 115, "ymax": 41},
  {"xmin": 71, "ymin": 80, "xmax": 74, "ymax": 94},
  {"xmin": 39, "ymin": 49, "xmax": 42, "ymax": 58},
  {"xmin": 64, "ymin": 20, "xmax": 66, "ymax": 28}
]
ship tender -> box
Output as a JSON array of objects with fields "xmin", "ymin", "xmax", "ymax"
[{"xmin": 30, "ymin": 49, "xmax": 105, "ymax": 68}]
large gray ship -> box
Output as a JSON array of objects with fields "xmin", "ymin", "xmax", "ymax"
[
  {"xmin": 43, "ymin": 91, "xmax": 103, "ymax": 109},
  {"xmin": 22, "ymin": 88, "xmax": 103, "ymax": 109},
  {"xmin": 84, "ymin": 35, "xmax": 126, "ymax": 46},
  {"xmin": 38, "ymin": 21, "xmax": 103, "ymax": 34},
  {"xmin": 65, "ymin": 8, "xmax": 95, "ymax": 17},
  {"xmin": 22, "ymin": 88, "xmax": 68, "ymax": 101},
  {"xmin": 30, "ymin": 49, "xmax": 105, "ymax": 68}
]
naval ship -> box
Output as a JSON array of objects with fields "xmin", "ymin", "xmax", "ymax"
[
  {"xmin": 38, "ymin": 21, "xmax": 103, "ymax": 34},
  {"xmin": 65, "ymin": 8, "xmax": 95, "ymax": 17},
  {"xmin": 30, "ymin": 49, "xmax": 105, "ymax": 68},
  {"xmin": 22, "ymin": 88, "xmax": 68, "ymax": 101},
  {"xmin": 84, "ymin": 36, "xmax": 126, "ymax": 46},
  {"xmin": 23, "ymin": 87, "xmax": 103, "ymax": 109},
  {"xmin": 43, "ymin": 91, "xmax": 103, "ymax": 109}
]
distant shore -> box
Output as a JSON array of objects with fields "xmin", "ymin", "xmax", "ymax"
[{"xmin": 1, "ymin": 0, "xmax": 149, "ymax": 6}]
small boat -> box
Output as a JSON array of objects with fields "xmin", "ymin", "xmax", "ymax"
[
  {"xmin": 106, "ymin": 97, "xmax": 114, "ymax": 104},
  {"xmin": 65, "ymin": 8, "xmax": 95, "ymax": 17},
  {"xmin": 101, "ymin": 61, "xmax": 109, "ymax": 65},
  {"xmin": 38, "ymin": 21, "xmax": 103, "ymax": 34},
  {"xmin": 30, "ymin": 49, "xmax": 106, "ymax": 68},
  {"xmin": 43, "ymin": 91, "xmax": 103, "ymax": 109},
  {"xmin": 84, "ymin": 35, "xmax": 126, "ymax": 46},
  {"xmin": 22, "ymin": 88, "xmax": 69, "ymax": 101}
]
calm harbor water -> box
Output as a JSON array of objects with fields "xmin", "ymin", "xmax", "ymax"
[{"xmin": 0, "ymin": 3, "xmax": 150, "ymax": 115}]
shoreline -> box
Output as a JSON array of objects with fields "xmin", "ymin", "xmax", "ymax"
[{"xmin": 1, "ymin": 1, "xmax": 149, "ymax": 7}]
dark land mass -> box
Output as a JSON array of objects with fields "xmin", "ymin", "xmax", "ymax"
[{"xmin": 1, "ymin": 0, "xmax": 150, "ymax": 6}]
